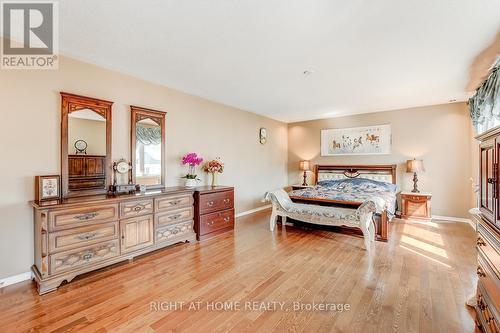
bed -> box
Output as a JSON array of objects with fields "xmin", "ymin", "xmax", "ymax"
[{"xmin": 288, "ymin": 164, "xmax": 397, "ymax": 241}]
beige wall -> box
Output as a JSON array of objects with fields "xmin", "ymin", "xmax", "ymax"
[
  {"xmin": 68, "ymin": 117, "xmax": 107, "ymax": 155},
  {"xmin": 288, "ymin": 103, "xmax": 476, "ymax": 218},
  {"xmin": 0, "ymin": 56, "xmax": 288, "ymax": 279}
]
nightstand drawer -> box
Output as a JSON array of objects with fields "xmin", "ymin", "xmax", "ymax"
[
  {"xmin": 407, "ymin": 201, "xmax": 427, "ymax": 216},
  {"xmin": 401, "ymin": 193, "xmax": 431, "ymax": 220},
  {"xmin": 406, "ymin": 195, "xmax": 427, "ymax": 202}
]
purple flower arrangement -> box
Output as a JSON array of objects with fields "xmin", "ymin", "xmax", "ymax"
[{"xmin": 181, "ymin": 153, "xmax": 203, "ymax": 180}]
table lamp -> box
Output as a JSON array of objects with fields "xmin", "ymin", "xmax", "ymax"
[
  {"xmin": 406, "ymin": 158, "xmax": 424, "ymax": 193},
  {"xmin": 300, "ymin": 160, "xmax": 311, "ymax": 186}
]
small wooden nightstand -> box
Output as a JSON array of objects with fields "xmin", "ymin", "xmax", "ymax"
[
  {"xmin": 290, "ymin": 184, "xmax": 314, "ymax": 190},
  {"xmin": 401, "ymin": 192, "xmax": 432, "ymax": 221}
]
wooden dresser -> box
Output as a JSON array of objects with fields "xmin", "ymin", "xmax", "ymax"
[
  {"xmin": 31, "ymin": 187, "xmax": 196, "ymax": 294},
  {"xmin": 68, "ymin": 155, "xmax": 106, "ymax": 191},
  {"xmin": 194, "ymin": 186, "xmax": 234, "ymax": 240},
  {"xmin": 475, "ymin": 127, "xmax": 500, "ymax": 332}
]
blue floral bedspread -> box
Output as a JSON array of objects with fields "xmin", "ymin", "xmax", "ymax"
[{"xmin": 290, "ymin": 178, "xmax": 397, "ymax": 218}]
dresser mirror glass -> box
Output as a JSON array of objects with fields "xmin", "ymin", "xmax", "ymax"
[
  {"xmin": 61, "ymin": 92, "xmax": 113, "ymax": 197},
  {"xmin": 131, "ymin": 106, "xmax": 166, "ymax": 189}
]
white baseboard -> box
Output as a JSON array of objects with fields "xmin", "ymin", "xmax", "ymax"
[
  {"xmin": 431, "ymin": 215, "xmax": 474, "ymax": 229},
  {"xmin": 0, "ymin": 271, "xmax": 32, "ymax": 289},
  {"xmin": 235, "ymin": 204, "xmax": 271, "ymax": 218}
]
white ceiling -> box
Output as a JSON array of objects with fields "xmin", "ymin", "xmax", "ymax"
[{"xmin": 58, "ymin": 0, "xmax": 500, "ymax": 122}]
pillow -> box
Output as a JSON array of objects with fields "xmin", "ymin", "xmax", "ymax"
[{"xmin": 317, "ymin": 178, "xmax": 397, "ymax": 193}]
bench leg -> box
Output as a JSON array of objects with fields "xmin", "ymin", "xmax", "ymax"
[
  {"xmin": 270, "ymin": 209, "xmax": 278, "ymax": 231},
  {"xmin": 371, "ymin": 221, "xmax": 376, "ymax": 242},
  {"xmin": 360, "ymin": 222, "xmax": 371, "ymax": 251}
]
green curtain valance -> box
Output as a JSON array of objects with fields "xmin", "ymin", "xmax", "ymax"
[
  {"xmin": 136, "ymin": 126, "xmax": 161, "ymax": 145},
  {"xmin": 469, "ymin": 58, "xmax": 500, "ymax": 132}
]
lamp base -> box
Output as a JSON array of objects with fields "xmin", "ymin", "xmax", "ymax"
[
  {"xmin": 302, "ymin": 170, "xmax": 308, "ymax": 186},
  {"xmin": 411, "ymin": 172, "xmax": 420, "ymax": 193}
]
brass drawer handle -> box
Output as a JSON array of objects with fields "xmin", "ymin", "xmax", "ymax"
[
  {"xmin": 82, "ymin": 252, "xmax": 93, "ymax": 261},
  {"xmin": 477, "ymin": 237, "xmax": 486, "ymax": 247},
  {"xmin": 77, "ymin": 232, "xmax": 98, "ymax": 240},
  {"xmin": 133, "ymin": 206, "xmax": 143, "ymax": 212},
  {"xmin": 207, "ymin": 201, "xmax": 214, "ymax": 207},
  {"xmin": 168, "ymin": 214, "xmax": 182, "ymax": 220},
  {"xmin": 477, "ymin": 266, "xmax": 486, "ymax": 278},
  {"xmin": 224, "ymin": 217, "xmax": 230, "ymax": 222},
  {"xmin": 207, "ymin": 221, "xmax": 215, "ymax": 226},
  {"xmin": 223, "ymin": 198, "xmax": 230, "ymax": 204},
  {"xmin": 169, "ymin": 199, "xmax": 181, "ymax": 206},
  {"xmin": 74, "ymin": 212, "xmax": 99, "ymax": 221}
]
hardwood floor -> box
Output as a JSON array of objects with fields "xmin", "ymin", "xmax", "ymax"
[{"xmin": 0, "ymin": 210, "xmax": 478, "ymax": 333}]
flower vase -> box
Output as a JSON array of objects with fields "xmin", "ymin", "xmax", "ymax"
[
  {"xmin": 211, "ymin": 172, "xmax": 217, "ymax": 187},
  {"xmin": 185, "ymin": 178, "xmax": 197, "ymax": 188}
]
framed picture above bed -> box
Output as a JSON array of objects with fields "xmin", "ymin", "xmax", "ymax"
[{"xmin": 320, "ymin": 124, "xmax": 391, "ymax": 156}]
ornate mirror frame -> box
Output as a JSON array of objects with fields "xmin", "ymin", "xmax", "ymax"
[
  {"xmin": 60, "ymin": 92, "xmax": 113, "ymax": 197},
  {"xmin": 130, "ymin": 106, "xmax": 166, "ymax": 190}
]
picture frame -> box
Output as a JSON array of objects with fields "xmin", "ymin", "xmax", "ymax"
[
  {"xmin": 259, "ymin": 127, "xmax": 268, "ymax": 144},
  {"xmin": 320, "ymin": 124, "xmax": 392, "ymax": 156},
  {"xmin": 35, "ymin": 175, "xmax": 61, "ymax": 201}
]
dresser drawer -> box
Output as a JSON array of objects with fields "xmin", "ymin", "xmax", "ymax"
[
  {"xmin": 49, "ymin": 240, "xmax": 119, "ymax": 275},
  {"xmin": 478, "ymin": 222, "xmax": 500, "ymax": 277},
  {"xmin": 156, "ymin": 207, "xmax": 193, "ymax": 227},
  {"xmin": 477, "ymin": 282, "xmax": 500, "ymax": 333},
  {"xmin": 120, "ymin": 199, "xmax": 154, "ymax": 218},
  {"xmin": 48, "ymin": 222, "xmax": 118, "ymax": 253},
  {"xmin": 156, "ymin": 220, "xmax": 194, "ymax": 243},
  {"xmin": 48, "ymin": 204, "xmax": 119, "ymax": 231},
  {"xmin": 155, "ymin": 194, "xmax": 192, "ymax": 212},
  {"xmin": 200, "ymin": 208, "xmax": 234, "ymax": 235},
  {"xmin": 477, "ymin": 253, "xmax": 500, "ymax": 317},
  {"xmin": 199, "ymin": 190, "xmax": 234, "ymax": 214}
]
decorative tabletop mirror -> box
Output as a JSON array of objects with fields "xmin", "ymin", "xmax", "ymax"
[
  {"xmin": 131, "ymin": 106, "xmax": 166, "ymax": 189},
  {"xmin": 61, "ymin": 92, "xmax": 113, "ymax": 197}
]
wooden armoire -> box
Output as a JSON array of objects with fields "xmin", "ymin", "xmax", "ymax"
[{"xmin": 475, "ymin": 126, "xmax": 500, "ymax": 333}]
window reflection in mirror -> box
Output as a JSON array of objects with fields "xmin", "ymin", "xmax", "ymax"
[
  {"xmin": 135, "ymin": 118, "xmax": 162, "ymax": 186},
  {"xmin": 67, "ymin": 108, "xmax": 107, "ymax": 192}
]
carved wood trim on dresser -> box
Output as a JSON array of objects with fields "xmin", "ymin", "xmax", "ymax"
[
  {"xmin": 475, "ymin": 127, "xmax": 500, "ymax": 333},
  {"xmin": 193, "ymin": 186, "xmax": 235, "ymax": 241},
  {"xmin": 31, "ymin": 187, "xmax": 196, "ymax": 294}
]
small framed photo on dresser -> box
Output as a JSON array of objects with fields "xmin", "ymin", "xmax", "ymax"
[{"xmin": 35, "ymin": 175, "xmax": 60, "ymax": 201}]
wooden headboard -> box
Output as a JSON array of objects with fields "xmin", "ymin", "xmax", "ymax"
[{"xmin": 314, "ymin": 164, "xmax": 397, "ymax": 185}]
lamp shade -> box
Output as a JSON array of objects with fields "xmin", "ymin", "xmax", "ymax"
[
  {"xmin": 299, "ymin": 160, "xmax": 311, "ymax": 171},
  {"xmin": 406, "ymin": 159, "xmax": 424, "ymax": 173}
]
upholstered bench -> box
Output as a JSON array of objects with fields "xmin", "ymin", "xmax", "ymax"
[{"xmin": 265, "ymin": 189, "xmax": 384, "ymax": 250}]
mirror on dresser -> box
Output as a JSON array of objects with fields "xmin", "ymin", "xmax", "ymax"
[
  {"xmin": 61, "ymin": 92, "xmax": 113, "ymax": 197},
  {"xmin": 130, "ymin": 106, "xmax": 166, "ymax": 190}
]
